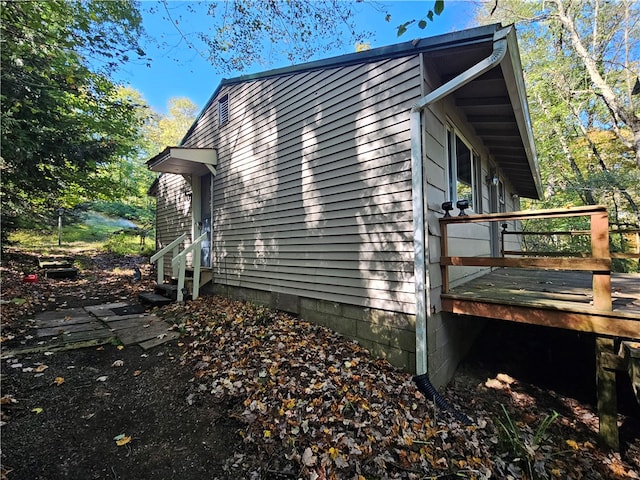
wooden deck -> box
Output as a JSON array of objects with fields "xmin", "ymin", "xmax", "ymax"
[
  {"xmin": 441, "ymin": 268, "xmax": 640, "ymax": 340},
  {"xmin": 438, "ymin": 205, "xmax": 639, "ymax": 449}
]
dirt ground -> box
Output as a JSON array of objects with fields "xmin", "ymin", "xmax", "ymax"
[{"xmin": 1, "ymin": 247, "xmax": 639, "ymax": 479}]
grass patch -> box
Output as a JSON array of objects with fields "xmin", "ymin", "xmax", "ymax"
[{"xmin": 8, "ymin": 211, "xmax": 155, "ymax": 256}]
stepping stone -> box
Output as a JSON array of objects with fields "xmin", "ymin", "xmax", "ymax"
[
  {"xmin": 35, "ymin": 308, "xmax": 87, "ymax": 321},
  {"xmin": 139, "ymin": 331, "xmax": 180, "ymax": 350},
  {"xmin": 85, "ymin": 302, "xmax": 129, "ymax": 316},
  {"xmin": 110, "ymin": 304, "xmax": 147, "ymax": 316},
  {"xmin": 104, "ymin": 316, "xmax": 156, "ymax": 331},
  {"xmin": 100, "ymin": 313, "xmax": 152, "ymax": 324},
  {"xmin": 35, "ymin": 310, "xmax": 96, "ymax": 328},
  {"xmin": 116, "ymin": 322, "xmax": 174, "ymax": 346},
  {"xmin": 37, "ymin": 321, "xmax": 105, "ymax": 337}
]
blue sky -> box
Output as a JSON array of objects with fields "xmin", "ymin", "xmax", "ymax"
[{"xmin": 115, "ymin": 1, "xmax": 479, "ymax": 113}]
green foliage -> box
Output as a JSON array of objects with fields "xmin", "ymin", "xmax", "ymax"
[
  {"xmin": 8, "ymin": 211, "xmax": 155, "ymax": 256},
  {"xmin": 497, "ymin": 405, "xmax": 560, "ymax": 479},
  {"xmin": 104, "ymin": 231, "xmax": 155, "ymax": 256},
  {"xmin": 477, "ymin": 1, "xmax": 640, "ymax": 272},
  {"xmin": 0, "ymin": 0, "xmax": 147, "ymax": 241},
  {"xmin": 87, "ymin": 201, "xmax": 154, "ymax": 226},
  {"xmin": 396, "ymin": 0, "xmax": 445, "ymax": 36},
  {"xmin": 141, "ymin": 97, "xmax": 199, "ymax": 155}
]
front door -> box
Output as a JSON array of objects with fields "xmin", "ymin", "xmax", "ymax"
[{"xmin": 200, "ymin": 174, "xmax": 212, "ymax": 268}]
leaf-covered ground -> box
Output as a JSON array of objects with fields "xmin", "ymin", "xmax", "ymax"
[{"xmin": 1, "ymin": 247, "xmax": 639, "ymax": 479}]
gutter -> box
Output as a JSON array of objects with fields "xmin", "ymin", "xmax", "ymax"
[{"xmin": 411, "ymin": 26, "xmax": 511, "ymax": 377}]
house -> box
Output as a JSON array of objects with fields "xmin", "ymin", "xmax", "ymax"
[{"xmin": 146, "ymin": 23, "xmax": 541, "ymax": 389}]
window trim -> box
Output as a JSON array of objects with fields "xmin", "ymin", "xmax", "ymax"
[{"xmin": 446, "ymin": 124, "xmax": 480, "ymax": 212}]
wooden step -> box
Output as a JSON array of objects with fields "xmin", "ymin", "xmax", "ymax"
[
  {"xmin": 138, "ymin": 292, "xmax": 173, "ymax": 307},
  {"xmin": 38, "ymin": 257, "xmax": 74, "ymax": 269},
  {"xmin": 155, "ymin": 283, "xmax": 178, "ymax": 301},
  {"xmin": 44, "ymin": 267, "xmax": 79, "ymax": 279}
]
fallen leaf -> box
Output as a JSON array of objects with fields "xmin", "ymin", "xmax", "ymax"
[
  {"xmin": 117, "ymin": 345, "xmax": 124, "ymax": 351},
  {"xmin": 566, "ymin": 439, "xmax": 579, "ymax": 450},
  {"xmin": 485, "ymin": 378, "xmax": 506, "ymax": 390},
  {"xmin": 32, "ymin": 407, "xmax": 43, "ymax": 414},
  {"xmin": 116, "ymin": 435, "xmax": 131, "ymax": 446},
  {"xmin": 0, "ymin": 395, "xmax": 17, "ymax": 405},
  {"xmin": 54, "ymin": 377, "xmax": 65, "ymax": 385},
  {"xmin": 34, "ymin": 364, "xmax": 48, "ymax": 373},
  {"xmin": 111, "ymin": 360, "xmax": 124, "ymax": 367},
  {"xmin": 496, "ymin": 373, "xmax": 516, "ymax": 384},
  {"xmin": 133, "ymin": 370, "xmax": 142, "ymax": 377},
  {"xmin": 301, "ymin": 447, "xmax": 317, "ymax": 466}
]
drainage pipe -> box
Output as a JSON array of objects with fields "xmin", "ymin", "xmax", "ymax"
[{"xmin": 411, "ymin": 26, "xmax": 510, "ymax": 377}]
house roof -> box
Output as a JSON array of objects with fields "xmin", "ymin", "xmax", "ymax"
[{"xmin": 179, "ymin": 23, "xmax": 541, "ymax": 199}]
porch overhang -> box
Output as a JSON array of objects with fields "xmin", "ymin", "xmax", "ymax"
[{"xmin": 146, "ymin": 147, "xmax": 218, "ymax": 176}]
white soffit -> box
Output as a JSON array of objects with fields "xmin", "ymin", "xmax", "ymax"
[{"xmin": 147, "ymin": 147, "xmax": 218, "ymax": 176}]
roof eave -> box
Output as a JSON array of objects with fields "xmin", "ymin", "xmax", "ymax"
[{"xmin": 500, "ymin": 29, "xmax": 542, "ymax": 199}]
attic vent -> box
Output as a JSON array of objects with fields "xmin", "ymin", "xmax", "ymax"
[{"xmin": 218, "ymin": 95, "xmax": 229, "ymax": 126}]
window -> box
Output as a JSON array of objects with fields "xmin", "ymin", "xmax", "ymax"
[
  {"xmin": 497, "ymin": 179, "xmax": 506, "ymax": 213},
  {"xmin": 218, "ymin": 95, "xmax": 229, "ymax": 126},
  {"xmin": 447, "ymin": 126, "xmax": 478, "ymax": 211}
]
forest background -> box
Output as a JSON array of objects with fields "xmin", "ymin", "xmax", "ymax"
[{"xmin": 1, "ymin": 0, "xmax": 638, "ymax": 271}]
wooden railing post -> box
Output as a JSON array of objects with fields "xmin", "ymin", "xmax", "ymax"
[
  {"xmin": 591, "ymin": 209, "xmax": 619, "ymax": 450},
  {"xmin": 591, "ymin": 209, "xmax": 611, "ymax": 311}
]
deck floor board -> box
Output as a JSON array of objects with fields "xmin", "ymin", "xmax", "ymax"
[{"xmin": 443, "ymin": 268, "xmax": 640, "ymax": 338}]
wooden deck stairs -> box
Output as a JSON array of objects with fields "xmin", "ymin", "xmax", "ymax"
[
  {"xmin": 139, "ymin": 267, "xmax": 213, "ymax": 307},
  {"xmin": 139, "ymin": 233, "xmax": 212, "ymax": 307}
]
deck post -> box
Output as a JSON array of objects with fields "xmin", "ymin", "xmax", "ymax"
[
  {"xmin": 440, "ymin": 223, "xmax": 449, "ymax": 294},
  {"xmin": 596, "ymin": 337, "xmax": 619, "ymax": 450},
  {"xmin": 591, "ymin": 209, "xmax": 618, "ymax": 450}
]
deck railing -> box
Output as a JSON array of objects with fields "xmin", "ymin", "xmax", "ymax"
[
  {"xmin": 439, "ymin": 205, "xmax": 613, "ymax": 312},
  {"xmin": 501, "ymin": 226, "xmax": 640, "ymax": 260},
  {"xmin": 439, "ymin": 205, "xmax": 638, "ymax": 451}
]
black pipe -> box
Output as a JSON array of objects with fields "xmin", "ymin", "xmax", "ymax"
[{"xmin": 413, "ymin": 373, "xmax": 473, "ymax": 425}]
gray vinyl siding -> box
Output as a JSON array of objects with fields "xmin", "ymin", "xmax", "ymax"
[
  {"xmin": 154, "ymin": 173, "xmax": 192, "ymax": 275},
  {"xmin": 181, "ymin": 56, "xmax": 422, "ymax": 315}
]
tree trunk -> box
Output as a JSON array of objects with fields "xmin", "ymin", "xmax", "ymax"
[{"xmin": 553, "ymin": 0, "xmax": 640, "ymax": 168}]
